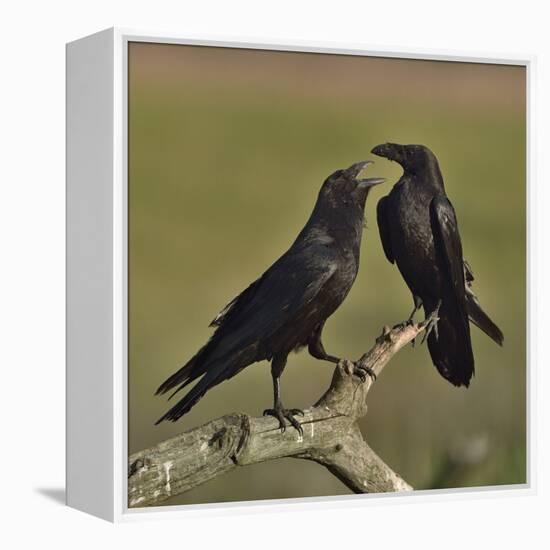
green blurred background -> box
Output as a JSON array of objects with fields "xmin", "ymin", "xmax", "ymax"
[{"xmin": 128, "ymin": 43, "xmax": 526, "ymax": 506}]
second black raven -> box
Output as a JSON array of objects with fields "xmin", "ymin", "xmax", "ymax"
[
  {"xmin": 372, "ymin": 143, "xmax": 503, "ymax": 387},
  {"xmin": 155, "ymin": 161, "xmax": 385, "ymax": 433}
]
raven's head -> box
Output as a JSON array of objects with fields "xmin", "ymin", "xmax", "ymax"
[
  {"xmin": 371, "ymin": 143, "xmax": 439, "ymax": 175},
  {"xmin": 320, "ymin": 160, "xmax": 385, "ymax": 210}
]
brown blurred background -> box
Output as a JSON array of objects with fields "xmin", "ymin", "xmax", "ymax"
[{"xmin": 128, "ymin": 42, "xmax": 526, "ymax": 506}]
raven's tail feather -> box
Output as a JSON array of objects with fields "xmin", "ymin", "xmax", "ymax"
[
  {"xmin": 155, "ymin": 369, "xmax": 222, "ymax": 425},
  {"xmin": 466, "ymin": 291, "xmax": 504, "ymax": 346},
  {"xmin": 155, "ymin": 345, "xmax": 257, "ymax": 425},
  {"xmin": 427, "ymin": 303, "xmax": 475, "ymax": 388},
  {"xmin": 155, "ymin": 349, "xmax": 203, "ymax": 397}
]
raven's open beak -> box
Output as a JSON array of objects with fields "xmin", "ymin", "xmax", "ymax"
[
  {"xmin": 357, "ymin": 175, "xmax": 386, "ymax": 188},
  {"xmin": 345, "ymin": 160, "xmax": 386, "ymax": 188}
]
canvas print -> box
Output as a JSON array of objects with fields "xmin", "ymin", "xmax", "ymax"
[{"xmin": 127, "ymin": 43, "xmax": 526, "ymax": 508}]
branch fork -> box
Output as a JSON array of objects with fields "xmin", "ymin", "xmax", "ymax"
[{"xmin": 128, "ymin": 319, "xmax": 432, "ymax": 507}]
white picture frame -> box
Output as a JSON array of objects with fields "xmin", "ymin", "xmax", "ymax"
[{"xmin": 66, "ymin": 27, "xmax": 535, "ymax": 522}]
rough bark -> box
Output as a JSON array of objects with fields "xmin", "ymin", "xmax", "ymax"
[{"xmin": 128, "ymin": 318, "xmax": 432, "ymax": 507}]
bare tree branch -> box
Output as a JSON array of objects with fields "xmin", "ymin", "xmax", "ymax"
[{"xmin": 128, "ymin": 318, "xmax": 433, "ymax": 507}]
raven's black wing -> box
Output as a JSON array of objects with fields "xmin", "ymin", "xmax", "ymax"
[
  {"xmin": 155, "ymin": 246, "xmax": 338, "ymax": 422},
  {"xmin": 376, "ymin": 196, "xmax": 394, "ymax": 263},
  {"xmin": 204, "ymin": 246, "xmax": 339, "ymax": 362},
  {"xmin": 431, "ymin": 196, "xmax": 468, "ymax": 302},
  {"xmin": 209, "ymin": 277, "xmax": 262, "ymax": 327},
  {"xmin": 463, "ymin": 259, "xmax": 475, "ymax": 285},
  {"xmin": 428, "ymin": 195, "xmax": 474, "ymax": 386}
]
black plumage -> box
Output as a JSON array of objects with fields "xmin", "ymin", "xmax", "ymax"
[
  {"xmin": 155, "ymin": 161, "xmax": 385, "ymax": 432},
  {"xmin": 372, "ymin": 143, "xmax": 503, "ymax": 387}
]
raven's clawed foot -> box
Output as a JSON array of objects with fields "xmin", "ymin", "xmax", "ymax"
[
  {"xmin": 353, "ymin": 362, "xmax": 377, "ymax": 383},
  {"xmin": 420, "ymin": 300, "xmax": 442, "ymax": 345},
  {"xmin": 393, "ymin": 317, "xmax": 415, "ymax": 331},
  {"xmin": 263, "ymin": 404, "xmax": 304, "ymax": 436}
]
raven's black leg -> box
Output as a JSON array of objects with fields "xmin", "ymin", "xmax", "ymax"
[
  {"xmin": 263, "ymin": 355, "xmax": 304, "ymax": 435},
  {"xmin": 399, "ymin": 295, "xmax": 423, "ymax": 326},
  {"xmin": 308, "ymin": 323, "xmax": 375, "ymax": 383},
  {"xmin": 421, "ymin": 299, "xmax": 442, "ymax": 345},
  {"xmin": 408, "ymin": 295, "xmax": 423, "ymax": 347},
  {"xmin": 308, "ymin": 322, "xmax": 340, "ymax": 364},
  {"xmin": 395, "ymin": 295, "xmax": 423, "ymax": 330},
  {"xmin": 409, "ymin": 295, "xmax": 423, "ymax": 323}
]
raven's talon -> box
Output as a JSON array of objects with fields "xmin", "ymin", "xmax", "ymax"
[
  {"xmin": 353, "ymin": 363, "xmax": 377, "ymax": 383},
  {"xmin": 263, "ymin": 408, "xmax": 286, "ymax": 432},
  {"xmin": 263, "ymin": 406, "xmax": 303, "ymax": 435},
  {"xmin": 420, "ymin": 301, "xmax": 442, "ymax": 345},
  {"xmin": 394, "ymin": 316, "xmax": 415, "ymax": 332},
  {"xmin": 285, "ymin": 412, "xmax": 304, "ymax": 436},
  {"xmin": 420, "ymin": 324, "xmax": 432, "ymax": 345}
]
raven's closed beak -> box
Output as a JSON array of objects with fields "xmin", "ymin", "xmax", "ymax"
[
  {"xmin": 371, "ymin": 143, "xmax": 402, "ymax": 162},
  {"xmin": 345, "ymin": 160, "xmax": 385, "ymax": 188}
]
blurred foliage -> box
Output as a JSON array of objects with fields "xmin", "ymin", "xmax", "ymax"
[{"xmin": 128, "ymin": 44, "xmax": 526, "ymax": 506}]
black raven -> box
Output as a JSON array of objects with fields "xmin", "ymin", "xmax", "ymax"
[
  {"xmin": 155, "ymin": 161, "xmax": 385, "ymax": 433},
  {"xmin": 372, "ymin": 143, "xmax": 503, "ymax": 387}
]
